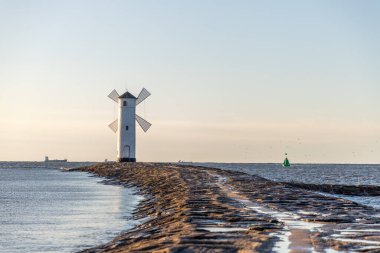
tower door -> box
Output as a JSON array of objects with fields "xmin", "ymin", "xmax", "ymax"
[{"xmin": 123, "ymin": 145, "xmax": 130, "ymax": 158}]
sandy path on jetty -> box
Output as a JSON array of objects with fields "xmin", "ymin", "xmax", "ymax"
[{"xmin": 73, "ymin": 163, "xmax": 380, "ymax": 253}]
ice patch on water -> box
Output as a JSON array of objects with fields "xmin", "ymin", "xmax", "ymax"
[
  {"xmin": 334, "ymin": 238, "xmax": 380, "ymax": 245},
  {"xmin": 240, "ymin": 199, "xmax": 323, "ymax": 253},
  {"xmin": 297, "ymin": 210, "xmax": 321, "ymax": 216},
  {"xmin": 337, "ymin": 229, "xmax": 379, "ymax": 232},
  {"xmin": 207, "ymin": 171, "xmax": 380, "ymax": 253},
  {"xmin": 208, "ymin": 172, "xmax": 324, "ymax": 253},
  {"xmin": 324, "ymin": 249, "xmax": 341, "ymax": 253}
]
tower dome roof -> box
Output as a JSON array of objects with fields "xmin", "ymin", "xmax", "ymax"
[{"xmin": 119, "ymin": 91, "xmax": 137, "ymax": 99}]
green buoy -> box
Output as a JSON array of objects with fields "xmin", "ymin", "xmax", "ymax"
[{"xmin": 283, "ymin": 153, "xmax": 290, "ymax": 167}]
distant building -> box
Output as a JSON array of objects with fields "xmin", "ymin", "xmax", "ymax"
[{"xmin": 44, "ymin": 156, "xmax": 68, "ymax": 163}]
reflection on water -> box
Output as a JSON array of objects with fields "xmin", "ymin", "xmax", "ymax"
[{"xmin": 0, "ymin": 163, "xmax": 142, "ymax": 253}]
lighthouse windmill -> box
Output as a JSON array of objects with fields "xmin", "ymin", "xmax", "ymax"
[{"xmin": 107, "ymin": 88, "xmax": 152, "ymax": 162}]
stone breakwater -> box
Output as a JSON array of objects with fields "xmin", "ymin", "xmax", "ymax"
[
  {"xmin": 72, "ymin": 163, "xmax": 380, "ymax": 253},
  {"xmin": 281, "ymin": 182, "xmax": 380, "ymax": 196}
]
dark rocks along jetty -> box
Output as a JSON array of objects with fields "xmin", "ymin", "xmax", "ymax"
[{"xmin": 72, "ymin": 163, "xmax": 380, "ymax": 253}]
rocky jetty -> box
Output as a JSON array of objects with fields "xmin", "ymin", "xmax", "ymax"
[
  {"xmin": 71, "ymin": 163, "xmax": 380, "ymax": 253},
  {"xmin": 282, "ymin": 182, "xmax": 380, "ymax": 196}
]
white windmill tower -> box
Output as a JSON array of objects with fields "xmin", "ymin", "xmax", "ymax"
[{"xmin": 107, "ymin": 88, "xmax": 152, "ymax": 162}]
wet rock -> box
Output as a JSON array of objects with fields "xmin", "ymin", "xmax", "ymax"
[
  {"xmin": 283, "ymin": 182, "xmax": 380, "ymax": 196},
  {"xmin": 71, "ymin": 163, "xmax": 380, "ymax": 253}
]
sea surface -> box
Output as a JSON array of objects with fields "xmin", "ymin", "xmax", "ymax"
[
  {"xmin": 196, "ymin": 163, "xmax": 380, "ymax": 209},
  {"xmin": 0, "ymin": 162, "xmax": 142, "ymax": 253}
]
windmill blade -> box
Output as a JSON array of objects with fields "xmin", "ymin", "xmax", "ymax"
[
  {"xmin": 136, "ymin": 88, "xmax": 151, "ymax": 105},
  {"xmin": 108, "ymin": 119, "xmax": 118, "ymax": 133},
  {"xmin": 136, "ymin": 114, "xmax": 152, "ymax": 132},
  {"xmin": 108, "ymin": 89, "xmax": 119, "ymax": 103}
]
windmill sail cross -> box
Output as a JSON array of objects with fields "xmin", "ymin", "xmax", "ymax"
[
  {"xmin": 108, "ymin": 89, "xmax": 120, "ymax": 103},
  {"xmin": 108, "ymin": 87, "xmax": 151, "ymax": 162},
  {"xmin": 108, "ymin": 119, "xmax": 118, "ymax": 133},
  {"xmin": 136, "ymin": 88, "xmax": 151, "ymax": 105},
  {"xmin": 136, "ymin": 114, "xmax": 152, "ymax": 132}
]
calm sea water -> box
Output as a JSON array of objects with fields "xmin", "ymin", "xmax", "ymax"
[
  {"xmin": 197, "ymin": 163, "xmax": 380, "ymax": 186},
  {"xmin": 0, "ymin": 162, "xmax": 142, "ymax": 253},
  {"xmin": 196, "ymin": 163, "xmax": 380, "ymax": 209}
]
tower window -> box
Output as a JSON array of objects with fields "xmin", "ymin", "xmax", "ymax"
[
  {"xmin": 123, "ymin": 101, "xmax": 127, "ymax": 106},
  {"xmin": 126, "ymin": 126, "xmax": 129, "ymax": 131}
]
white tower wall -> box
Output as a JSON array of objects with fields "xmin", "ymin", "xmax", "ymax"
[{"xmin": 117, "ymin": 97, "xmax": 136, "ymax": 162}]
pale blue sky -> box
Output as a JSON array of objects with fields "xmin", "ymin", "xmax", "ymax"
[{"xmin": 0, "ymin": 0, "xmax": 379, "ymax": 162}]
